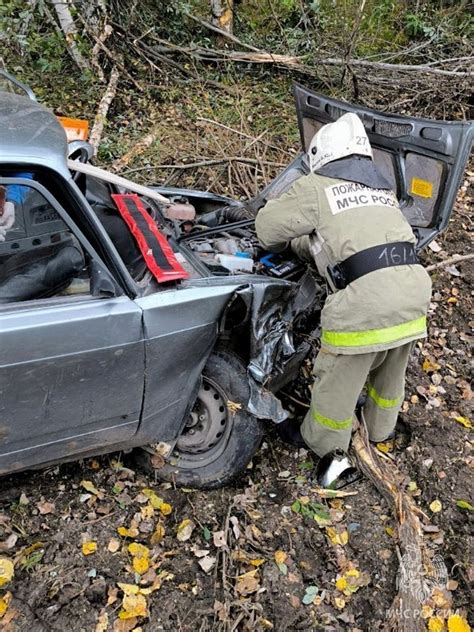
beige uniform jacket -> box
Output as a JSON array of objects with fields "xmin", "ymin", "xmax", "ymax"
[{"xmin": 255, "ymin": 173, "xmax": 432, "ymax": 355}]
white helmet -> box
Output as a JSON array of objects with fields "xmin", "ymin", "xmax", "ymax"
[{"xmin": 308, "ymin": 112, "xmax": 372, "ymax": 172}]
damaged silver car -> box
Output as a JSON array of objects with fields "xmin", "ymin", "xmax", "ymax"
[{"xmin": 0, "ymin": 71, "xmax": 472, "ymax": 487}]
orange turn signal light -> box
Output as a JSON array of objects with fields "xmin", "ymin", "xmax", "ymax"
[{"xmin": 57, "ymin": 116, "xmax": 89, "ymax": 141}]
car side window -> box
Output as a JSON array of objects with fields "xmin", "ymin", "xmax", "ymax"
[{"xmin": 0, "ymin": 180, "xmax": 94, "ymax": 304}]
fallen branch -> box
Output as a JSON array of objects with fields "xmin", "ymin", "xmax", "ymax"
[
  {"xmin": 426, "ymin": 253, "xmax": 474, "ymax": 272},
  {"xmin": 352, "ymin": 422, "xmax": 450, "ymax": 632},
  {"xmin": 89, "ymin": 66, "xmax": 120, "ymax": 153},
  {"xmin": 185, "ymin": 12, "xmax": 262, "ymax": 52},
  {"xmin": 133, "ymin": 39, "xmax": 474, "ymax": 78},
  {"xmin": 123, "ymin": 157, "xmax": 287, "ymax": 175},
  {"xmin": 196, "ymin": 117, "xmax": 294, "ymax": 157},
  {"xmin": 111, "ymin": 125, "xmax": 162, "ymax": 173}
]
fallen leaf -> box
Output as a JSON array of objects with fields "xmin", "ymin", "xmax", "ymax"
[
  {"xmin": 0, "ymin": 558, "xmax": 14, "ymax": 587},
  {"xmin": 19, "ymin": 493, "xmax": 29, "ymax": 506},
  {"xmin": 447, "ymin": 614, "xmax": 470, "ymax": 632},
  {"xmin": 235, "ymin": 570, "xmax": 259, "ymax": 596},
  {"xmin": 119, "ymin": 593, "xmax": 148, "ymax": 620},
  {"xmin": 198, "ymin": 556, "xmax": 216, "ymax": 573},
  {"xmin": 132, "ymin": 557, "xmax": 149, "ymax": 575},
  {"xmin": 302, "ymin": 585, "xmax": 318, "ymax": 605},
  {"xmin": 0, "ymin": 535, "xmax": 18, "ymax": 552},
  {"xmin": 423, "ymin": 359, "xmax": 441, "ymax": 373},
  {"xmin": 176, "ymin": 519, "xmax": 195, "ymax": 542},
  {"xmin": 140, "ymin": 504, "xmax": 154, "ymax": 520},
  {"xmin": 95, "ymin": 610, "xmax": 109, "ymax": 632},
  {"xmin": 274, "ymin": 550, "xmax": 287, "ymax": 565},
  {"xmin": 141, "ymin": 488, "xmax": 163, "ymax": 510},
  {"xmin": 128, "ymin": 543, "xmax": 149, "ymax": 558},
  {"xmin": 108, "ymin": 538, "xmax": 121, "ymax": 553},
  {"xmin": 453, "ymin": 416, "xmax": 472, "ymax": 429},
  {"xmin": 213, "ymin": 530, "xmax": 227, "ymax": 548},
  {"xmin": 82, "ymin": 541, "xmax": 97, "ymax": 556},
  {"xmin": 334, "ymin": 596, "xmax": 346, "ymax": 609},
  {"xmin": 81, "ymin": 480, "xmax": 102, "ymax": 497},
  {"xmin": 326, "ymin": 527, "xmax": 348, "ymax": 546},
  {"xmin": 428, "ymin": 616, "xmax": 445, "ymax": 632},
  {"xmin": 0, "ymin": 591, "xmax": 12, "ymax": 618},
  {"xmin": 430, "ymin": 500, "xmax": 442, "ymax": 513},
  {"xmin": 150, "ymin": 523, "xmax": 165, "ymax": 545},
  {"xmin": 160, "ymin": 503, "xmax": 173, "ymax": 516},
  {"xmin": 456, "ymin": 500, "xmax": 474, "ymax": 511},
  {"xmin": 117, "ymin": 526, "xmax": 139, "ymax": 538},
  {"xmin": 36, "ymin": 500, "xmax": 55, "ymax": 515}
]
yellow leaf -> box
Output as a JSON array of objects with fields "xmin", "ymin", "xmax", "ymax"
[
  {"xmin": 334, "ymin": 596, "xmax": 345, "ymax": 610},
  {"xmin": 0, "ymin": 558, "xmax": 14, "ymax": 587},
  {"xmin": 326, "ymin": 527, "xmax": 348, "ymax": 546},
  {"xmin": 81, "ymin": 480, "xmax": 100, "ymax": 495},
  {"xmin": 447, "ymin": 614, "xmax": 470, "ymax": 632},
  {"xmin": 150, "ymin": 523, "xmax": 165, "ymax": 545},
  {"xmin": 119, "ymin": 593, "xmax": 148, "ymax": 620},
  {"xmin": 274, "ymin": 550, "xmax": 287, "ymax": 565},
  {"xmin": 428, "ymin": 616, "xmax": 446, "ymax": 632},
  {"xmin": 376, "ymin": 441, "xmax": 394, "ymax": 453},
  {"xmin": 128, "ymin": 543, "xmax": 149, "ymax": 559},
  {"xmin": 160, "ymin": 503, "xmax": 173, "ymax": 516},
  {"xmin": 141, "ymin": 488, "xmax": 163, "ymax": 509},
  {"xmin": 82, "ymin": 541, "xmax": 97, "ymax": 556},
  {"xmin": 141, "ymin": 504, "xmax": 155, "ymax": 520},
  {"xmin": 176, "ymin": 519, "xmax": 194, "ymax": 542},
  {"xmin": 335, "ymin": 577, "xmax": 348, "ymax": 592},
  {"xmin": 430, "ymin": 499, "xmax": 442, "ymax": 513},
  {"xmin": 453, "ymin": 416, "xmax": 472, "ymax": 429},
  {"xmin": 249, "ymin": 558, "xmax": 265, "ymax": 567},
  {"xmin": 423, "ymin": 359, "xmax": 440, "ymax": 373},
  {"xmin": 0, "ymin": 591, "xmax": 12, "ymax": 618},
  {"xmin": 117, "ymin": 583, "xmax": 139, "ymax": 595},
  {"xmin": 117, "ymin": 526, "xmax": 139, "ymax": 538},
  {"xmin": 132, "ymin": 556, "xmax": 150, "ymax": 575},
  {"xmin": 385, "ymin": 526, "xmax": 395, "ymax": 538}
]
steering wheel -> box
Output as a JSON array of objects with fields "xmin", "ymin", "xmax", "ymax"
[{"xmin": 68, "ymin": 141, "xmax": 95, "ymax": 182}]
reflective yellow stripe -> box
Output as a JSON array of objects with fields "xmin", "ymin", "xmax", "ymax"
[
  {"xmin": 322, "ymin": 316, "xmax": 426, "ymax": 348},
  {"xmin": 367, "ymin": 384, "xmax": 401, "ymax": 409},
  {"xmin": 312, "ymin": 409, "xmax": 352, "ymax": 430}
]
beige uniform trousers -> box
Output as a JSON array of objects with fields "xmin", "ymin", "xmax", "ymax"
[{"xmin": 301, "ymin": 342, "xmax": 413, "ymax": 457}]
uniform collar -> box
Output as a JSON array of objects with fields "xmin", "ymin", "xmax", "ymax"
[{"xmin": 315, "ymin": 155, "xmax": 393, "ymax": 190}]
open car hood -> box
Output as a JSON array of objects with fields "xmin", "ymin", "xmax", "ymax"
[{"xmin": 293, "ymin": 84, "xmax": 473, "ymax": 248}]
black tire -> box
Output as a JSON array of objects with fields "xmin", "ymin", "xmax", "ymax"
[{"xmin": 138, "ymin": 351, "xmax": 264, "ymax": 489}]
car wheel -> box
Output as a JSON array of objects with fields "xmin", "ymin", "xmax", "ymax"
[{"xmin": 138, "ymin": 351, "xmax": 264, "ymax": 489}]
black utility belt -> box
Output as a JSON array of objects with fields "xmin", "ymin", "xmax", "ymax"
[{"xmin": 327, "ymin": 241, "xmax": 420, "ymax": 290}]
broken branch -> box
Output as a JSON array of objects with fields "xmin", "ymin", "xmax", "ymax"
[
  {"xmin": 89, "ymin": 66, "xmax": 120, "ymax": 153},
  {"xmin": 426, "ymin": 253, "xmax": 474, "ymax": 272}
]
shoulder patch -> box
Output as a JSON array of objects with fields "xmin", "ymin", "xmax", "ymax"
[{"xmin": 325, "ymin": 182, "xmax": 398, "ymax": 215}]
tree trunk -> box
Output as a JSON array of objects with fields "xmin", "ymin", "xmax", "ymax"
[
  {"xmin": 50, "ymin": 0, "xmax": 90, "ymax": 71},
  {"xmin": 211, "ymin": 0, "xmax": 234, "ymax": 38}
]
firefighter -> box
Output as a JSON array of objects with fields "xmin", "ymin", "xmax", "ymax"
[{"xmin": 255, "ymin": 113, "xmax": 432, "ymax": 458}]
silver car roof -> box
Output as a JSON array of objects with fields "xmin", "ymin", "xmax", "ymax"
[{"xmin": 0, "ymin": 92, "xmax": 70, "ymax": 178}]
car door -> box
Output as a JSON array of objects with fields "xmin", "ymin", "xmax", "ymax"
[
  {"xmin": 0, "ymin": 177, "xmax": 144, "ymax": 474},
  {"xmin": 292, "ymin": 83, "xmax": 473, "ymax": 248}
]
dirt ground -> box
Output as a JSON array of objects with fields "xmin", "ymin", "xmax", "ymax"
[{"xmin": 0, "ymin": 179, "xmax": 472, "ymax": 631}]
